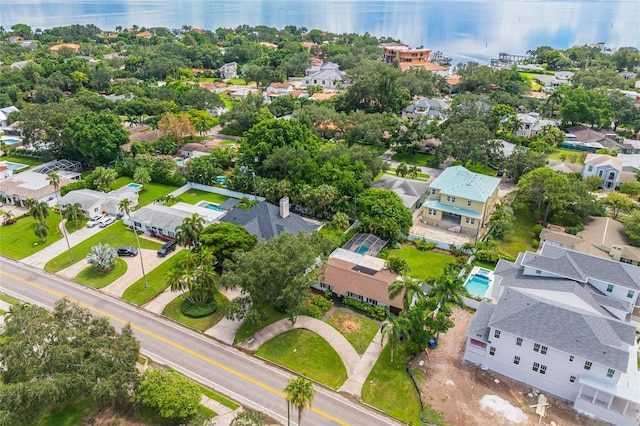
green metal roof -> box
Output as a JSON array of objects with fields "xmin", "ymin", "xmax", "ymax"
[
  {"xmin": 423, "ymin": 199, "xmax": 483, "ymax": 219},
  {"xmin": 427, "ymin": 166, "xmax": 501, "ymax": 202}
]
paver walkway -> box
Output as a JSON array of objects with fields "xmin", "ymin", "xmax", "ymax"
[
  {"xmin": 101, "ymin": 248, "xmax": 183, "ymax": 298},
  {"xmin": 21, "ymin": 222, "xmax": 103, "ymax": 268},
  {"xmin": 239, "ymin": 316, "xmax": 361, "ymax": 376},
  {"xmin": 338, "ymin": 328, "xmax": 385, "ymax": 397}
]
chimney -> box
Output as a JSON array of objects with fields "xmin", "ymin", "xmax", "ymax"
[{"xmin": 279, "ymin": 196, "xmax": 290, "ymax": 218}]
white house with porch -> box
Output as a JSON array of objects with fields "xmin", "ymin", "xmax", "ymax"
[{"xmin": 463, "ymin": 245, "xmax": 640, "ymax": 425}]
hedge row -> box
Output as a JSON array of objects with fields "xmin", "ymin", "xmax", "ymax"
[{"xmin": 342, "ymin": 297, "xmax": 386, "ymax": 321}]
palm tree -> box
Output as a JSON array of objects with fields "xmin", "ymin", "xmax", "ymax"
[
  {"xmin": 2, "ymin": 210, "xmax": 15, "ymax": 225},
  {"xmin": 427, "ymin": 264, "xmax": 466, "ymax": 309},
  {"xmin": 284, "ymin": 377, "xmax": 315, "ymax": 426},
  {"xmin": 380, "ymin": 312, "xmax": 409, "ymax": 363},
  {"xmin": 26, "ymin": 199, "xmax": 49, "ymax": 222},
  {"xmin": 175, "ymin": 213, "xmax": 205, "ymax": 250},
  {"xmin": 86, "ymin": 243, "xmax": 117, "ymax": 272},
  {"xmin": 168, "ymin": 250, "xmax": 217, "ymax": 305},
  {"xmin": 395, "ymin": 162, "xmax": 408, "ymax": 177},
  {"xmin": 34, "ymin": 220, "xmax": 49, "ymax": 243},
  {"xmin": 48, "ymin": 172, "xmax": 74, "ymax": 262},
  {"xmin": 388, "ymin": 274, "xmax": 424, "ymax": 311},
  {"xmin": 63, "ymin": 203, "xmax": 84, "ymax": 228},
  {"xmin": 119, "ymin": 198, "xmax": 148, "ymax": 288},
  {"xmin": 133, "ymin": 167, "xmax": 151, "ymax": 186},
  {"xmin": 409, "ymin": 164, "xmax": 420, "ymax": 179}
]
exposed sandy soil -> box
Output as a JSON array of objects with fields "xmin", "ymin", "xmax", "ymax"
[{"xmin": 413, "ymin": 307, "xmax": 611, "ymax": 426}]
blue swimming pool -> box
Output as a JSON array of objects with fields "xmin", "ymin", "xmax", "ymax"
[
  {"xmin": 127, "ymin": 183, "xmax": 143, "ymax": 190},
  {"xmin": 465, "ymin": 274, "xmax": 490, "ymax": 298},
  {"xmin": 355, "ymin": 244, "xmax": 370, "ymax": 255},
  {"xmin": 1, "ymin": 137, "xmax": 21, "ymax": 145},
  {"xmin": 201, "ymin": 202, "xmax": 224, "ymax": 212},
  {"xmin": 0, "ymin": 161, "xmax": 28, "ymax": 171}
]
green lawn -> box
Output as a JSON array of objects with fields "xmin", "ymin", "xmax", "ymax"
[
  {"xmin": 326, "ymin": 309, "xmax": 379, "ymax": 355},
  {"xmin": 452, "ymin": 160, "xmax": 497, "ymax": 176},
  {"xmin": 176, "ymin": 189, "xmax": 230, "ymax": 205},
  {"xmin": 219, "ymin": 92, "xmax": 233, "ymax": 109},
  {"xmin": 362, "ymin": 344, "xmax": 423, "ymax": 425},
  {"xmin": 122, "ymin": 250, "xmax": 187, "ymax": 305},
  {"xmin": 546, "ymin": 148, "xmax": 587, "ymax": 162},
  {"xmin": 234, "ymin": 306, "xmax": 288, "ymax": 343},
  {"xmin": 110, "ymin": 176, "xmax": 179, "ymax": 207},
  {"xmin": 381, "ymin": 245, "xmax": 457, "ymax": 281},
  {"xmin": 0, "ymin": 293, "xmax": 20, "ymax": 305},
  {"xmin": 225, "ymin": 78, "xmax": 248, "ymax": 85},
  {"xmin": 500, "ymin": 207, "xmax": 537, "ymax": 258},
  {"xmin": 45, "ymin": 222, "xmax": 162, "ymax": 272},
  {"xmin": 34, "ymin": 399, "xmax": 93, "ymax": 426},
  {"xmin": 197, "ymin": 383, "xmax": 240, "ymax": 410},
  {"xmin": 256, "ymin": 329, "xmax": 348, "ymax": 389},
  {"xmin": 0, "ymin": 212, "xmax": 63, "ymax": 259},
  {"xmin": 74, "ymin": 258, "xmax": 128, "ymax": 288},
  {"xmin": 162, "ymin": 291, "xmax": 229, "ymax": 331},
  {"xmin": 391, "ymin": 152, "xmax": 435, "ymax": 166}
]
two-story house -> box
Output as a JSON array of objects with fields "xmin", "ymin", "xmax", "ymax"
[
  {"xmin": 303, "ymin": 62, "xmax": 345, "ymax": 90},
  {"xmin": 264, "ymin": 82, "xmax": 293, "ymax": 102},
  {"xmin": 515, "ymin": 112, "xmax": 558, "ymax": 138},
  {"xmin": 582, "ymin": 153, "xmax": 625, "ymax": 190},
  {"xmin": 463, "ymin": 245, "xmax": 640, "ymax": 425},
  {"xmin": 422, "ymin": 166, "xmax": 501, "ymax": 235},
  {"xmin": 219, "ymin": 62, "xmax": 238, "ymax": 80},
  {"xmin": 401, "ymin": 98, "xmax": 448, "ymax": 121}
]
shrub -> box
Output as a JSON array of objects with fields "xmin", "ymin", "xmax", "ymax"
[
  {"xmin": 532, "ymin": 224, "xmax": 543, "ymax": 236},
  {"xmin": 323, "ymin": 290, "xmax": 334, "ymax": 300},
  {"xmin": 342, "ymin": 297, "xmax": 386, "ymax": 321},
  {"xmin": 180, "ymin": 297, "xmax": 217, "ymax": 318},
  {"xmin": 300, "ymin": 294, "xmax": 333, "ymax": 319},
  {"xmin": 531, "ymin": 238, "xmax": 540, "ymax": 249},
  {"xmin": 565, "ymin": 224, "xmax": 585, "ymax": 235},
  {"xmin": 60, "ymin": 180, "xmax": 89, "ymax": 196}
]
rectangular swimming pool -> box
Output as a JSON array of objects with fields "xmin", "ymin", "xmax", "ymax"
[
  {"xmin": 0, "ymin": 161, "xmax": 28, "ymax": 171},
  {"xmin": 200, "ymin": 202, "xmax": 224, "ymax": 212},
  {"xmin": 464, "ymin": 274, "xmax": 490, "ymax": 298}
]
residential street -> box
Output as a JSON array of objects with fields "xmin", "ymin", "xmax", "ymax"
[{"xmin": 0, "ymin": 257, "xmax": 400, "ymax": 426}]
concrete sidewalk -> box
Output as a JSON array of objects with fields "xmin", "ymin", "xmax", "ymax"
[
  {"xmin": 200, "ymin": 395, "xmax": 242, "ymax": 426},
  {"xmin": 338, "ymin": 328, "xmax": 385, "ymax": 397},
  {"xmin": 239, "ymin": 316, "xmax": 361, "ymax": 376},
  {"xmin": 204, "ymin": 287, "xmax": 244, "ymax": 344},
  {"xmin": 145, "ymin": 288, "xmax": 182, "ymax": 314}
]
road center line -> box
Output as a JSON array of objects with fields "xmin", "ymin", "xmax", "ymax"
[{"xmin": 0, "ymin": 269, "xmax": 349, "ymax": 426}]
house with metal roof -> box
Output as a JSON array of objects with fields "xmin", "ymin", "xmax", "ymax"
[
  {"xmin": 422, "ymin": 166, "xmax": 501, "ymax": 235},
  {"xmin": 463, "ymin": 245, "xmax": 640, "ymax": 425}
]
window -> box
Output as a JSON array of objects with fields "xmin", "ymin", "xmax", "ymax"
[
  {"xmin": 608, "ymin": 172, "xmax": 615, "ymax": 180},
  {"xmin": 569, "ymin": 355, "xmax": 574, "ymax": 362},
  {"xmin": 606, "ymin": 284, "xmax": 614, "ymax": 293},
  {"xmin": 431, "ymin": 189, "xmax": 436, "ymax": 195},
  {"xmin": 584, "ymin": 361, "xmax": 592, "ymax": 371},
  {"xmin": 607, "ymin": 369, "xmax": 615, "ymax": 378},
  {"xmin": 516, "ymin": 337, "xmax": 522, "ymax": 346},
  {"xmin": 570, "ymin": 375, "xmax": 576, "ymax": 383},
  {"xmin": 535, "ymin": 269, "xmax": 542, "ymax": 275},
  {"xmin": 533, "ymin": 343, "xmax": 540, "ymax": 352},
  {"xmin": 598, "ymin": 170, "xmax": 604, "ymax": 177},
  {"xmin": 465, "ymin": 217, "xmax": 475, "ymax": 224},
  {"xmin": 428, "ymin": 208, "xmax": 437, "ymax": 216},
  {"xmin": 588, "ymin": 165, "xmax": 593, "ymax": 172},
  {"xmin": 446, "ymin": 195, "xmax": 456, "ymax": 203},
  {"xmin": 540, "ymin": 345, "xmax": 548, "ymax": 355},
  {"xmin": 532, "ymin": 362, "xmax": 540, "ymax": 372},
  {"xmin": 513, "ymin": 355, "xmax": 520, "ymax": 365},
  {"xmin": 489, "ymin": 347, "xmax": 496, "ymax": 356},
  {"xmin": 494, "ymin": 330, "xmax": 500, "ymax": 339},
  {"xmin": 628, "ymin": 290, "xmax": 635, "ymax": 298},
  {"xmin": 467, "ymin": 200, "xmax": 472, "ymax": 207},
  {"xmin": 540, "ymin": 365, "xmax": 547, "ymax": 375}
]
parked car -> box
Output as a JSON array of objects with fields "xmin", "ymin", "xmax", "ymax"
[
  {"xmin": 117, "ymin": 246, "xmax": 138, "ymax": 257},
  {"xmin": 99, "ymin": 217, "xmax": 116, "ymax": 228},
  {"xmin": 86, "ymin": 215, "xmax": 104, "ymax": 228},
  {"xmin": 157, "ymin": 240, "xmax": 177, "ymax": 257}
]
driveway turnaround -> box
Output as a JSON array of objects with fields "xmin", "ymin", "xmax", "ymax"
[{"xmin": 0, "ymin": 258, "xmax": 401, "ymax": 426}]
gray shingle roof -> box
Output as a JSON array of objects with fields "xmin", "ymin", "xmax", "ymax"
[
  {"xmin": 130, "ymin": 204, "xmax": 193, "ymax": 234},
  {"xmin": 489, "ymin": 287, "xmax": 634, "ymax": 371},
  {"xmin": 466, "ymin": 302, "xmax": 495, "ymax": 341},
  {"xmin": 220, "ymin": 201, "xmax": 319, "ymax": 240},
  {"xmin": 527, "ymin": 245, "xmax": 640, "ymax": 291}
]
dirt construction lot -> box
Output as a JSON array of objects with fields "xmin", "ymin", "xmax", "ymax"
[{"xmin": 413, "ymin": 308, "xmax": 611, "ymax": 426}]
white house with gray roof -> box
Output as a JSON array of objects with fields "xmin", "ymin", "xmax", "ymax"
[
  {"xmin": 422, "ymin": 166, "xmax": 501, "ymax": 235},
  {"xmin": 125, "ymin": 203, "xmax": 226, "ymax": 239},
  {"xmin": 464, "ymin": 244, "xmax": 640, "ymax": 425},
  {"xmin": 58, "ymin": 187, "xmax": 139, "ymax": 218},
  {"xmin": 303, "ymin": 62, "xmax": 345, "ymax": 90}
]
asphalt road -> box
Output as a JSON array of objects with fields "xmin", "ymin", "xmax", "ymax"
[{"xmin": 0, "ymin": 257, "xmax": 401, "ymax": 426}]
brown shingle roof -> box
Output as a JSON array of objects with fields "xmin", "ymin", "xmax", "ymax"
[{"xmin": 321, "ymin": 257, "xmax": 402, "ymax": 309}]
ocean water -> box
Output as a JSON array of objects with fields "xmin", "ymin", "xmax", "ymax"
[{"xmin": 1, "ymin": 0, "xmax": 638, "ymax": 64}]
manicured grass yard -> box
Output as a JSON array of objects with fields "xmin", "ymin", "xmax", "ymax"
[
  {"xmin": 122, "ymin": 250, "xmax": 187, "ymax": 305},
  {"xmin": 197, "ymin": 382, "xmax": 240, "ymax": 410},
  {"xmin": 0, "ymin": 293, "xmax": 20, "ymax": 305},
  {"xmin": 382, "ymin": 245, "xmax": 457, "ymax": 281},
  {"xmin": 234, "ymin": 305, "xmax": 288, "ymax": 343},
  {"xmin": 162, "ymin": 291, "xmax": 229, "ymax": 331},
  {"xmin": 0, "ymin": 155, "xmax": 44, "ymax": 169},
  {"xmin": 500, "ymin": 207, "xmax": 537, "ymax": 258},
  {"xmin": 391, "ymin": 152, "xmax": 435, "ymax": 166},
  {"xmin": 326, "ymin": 309, "xmax": 379, "ymax": 355},
  {"xmin": 0, "ymin": 212, "xmax": 63, "ymax": 259},
  {"xmin": 256, "ymin": 329, "xmax": 348, "ymax": 389},
  {"xmin": 45, "ymin": 222, "xmax": 162, "ymax": 272},
  {"xmin": 176, "ymin": 189, "xmax": 230, "ymax": 205},
  {"xmin": 74, "ymin": 258, "xmax": 127, "ymax": 288},
  {"xmin": 362, "ymin": 344, "xmax": 423, "ymax": 425},
  {"xmin": 110, "ymin": 176, "xmax": 179, "ymax": 207},
  {"xmin": 546, "ymin": 148, "xmax": 587, "ymax": 162}
]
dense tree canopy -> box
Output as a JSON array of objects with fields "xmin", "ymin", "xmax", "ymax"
[
  {"xmin": 356, "ymin": 188, "xmax": 413, "ymax": 244},
  {"xmin": 0, "ymin": 300, "xmax": 140, "ymax": 424},
  {"xmin": 62, "ymin": 112, "xmax": 129, "ymax": 166}
]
